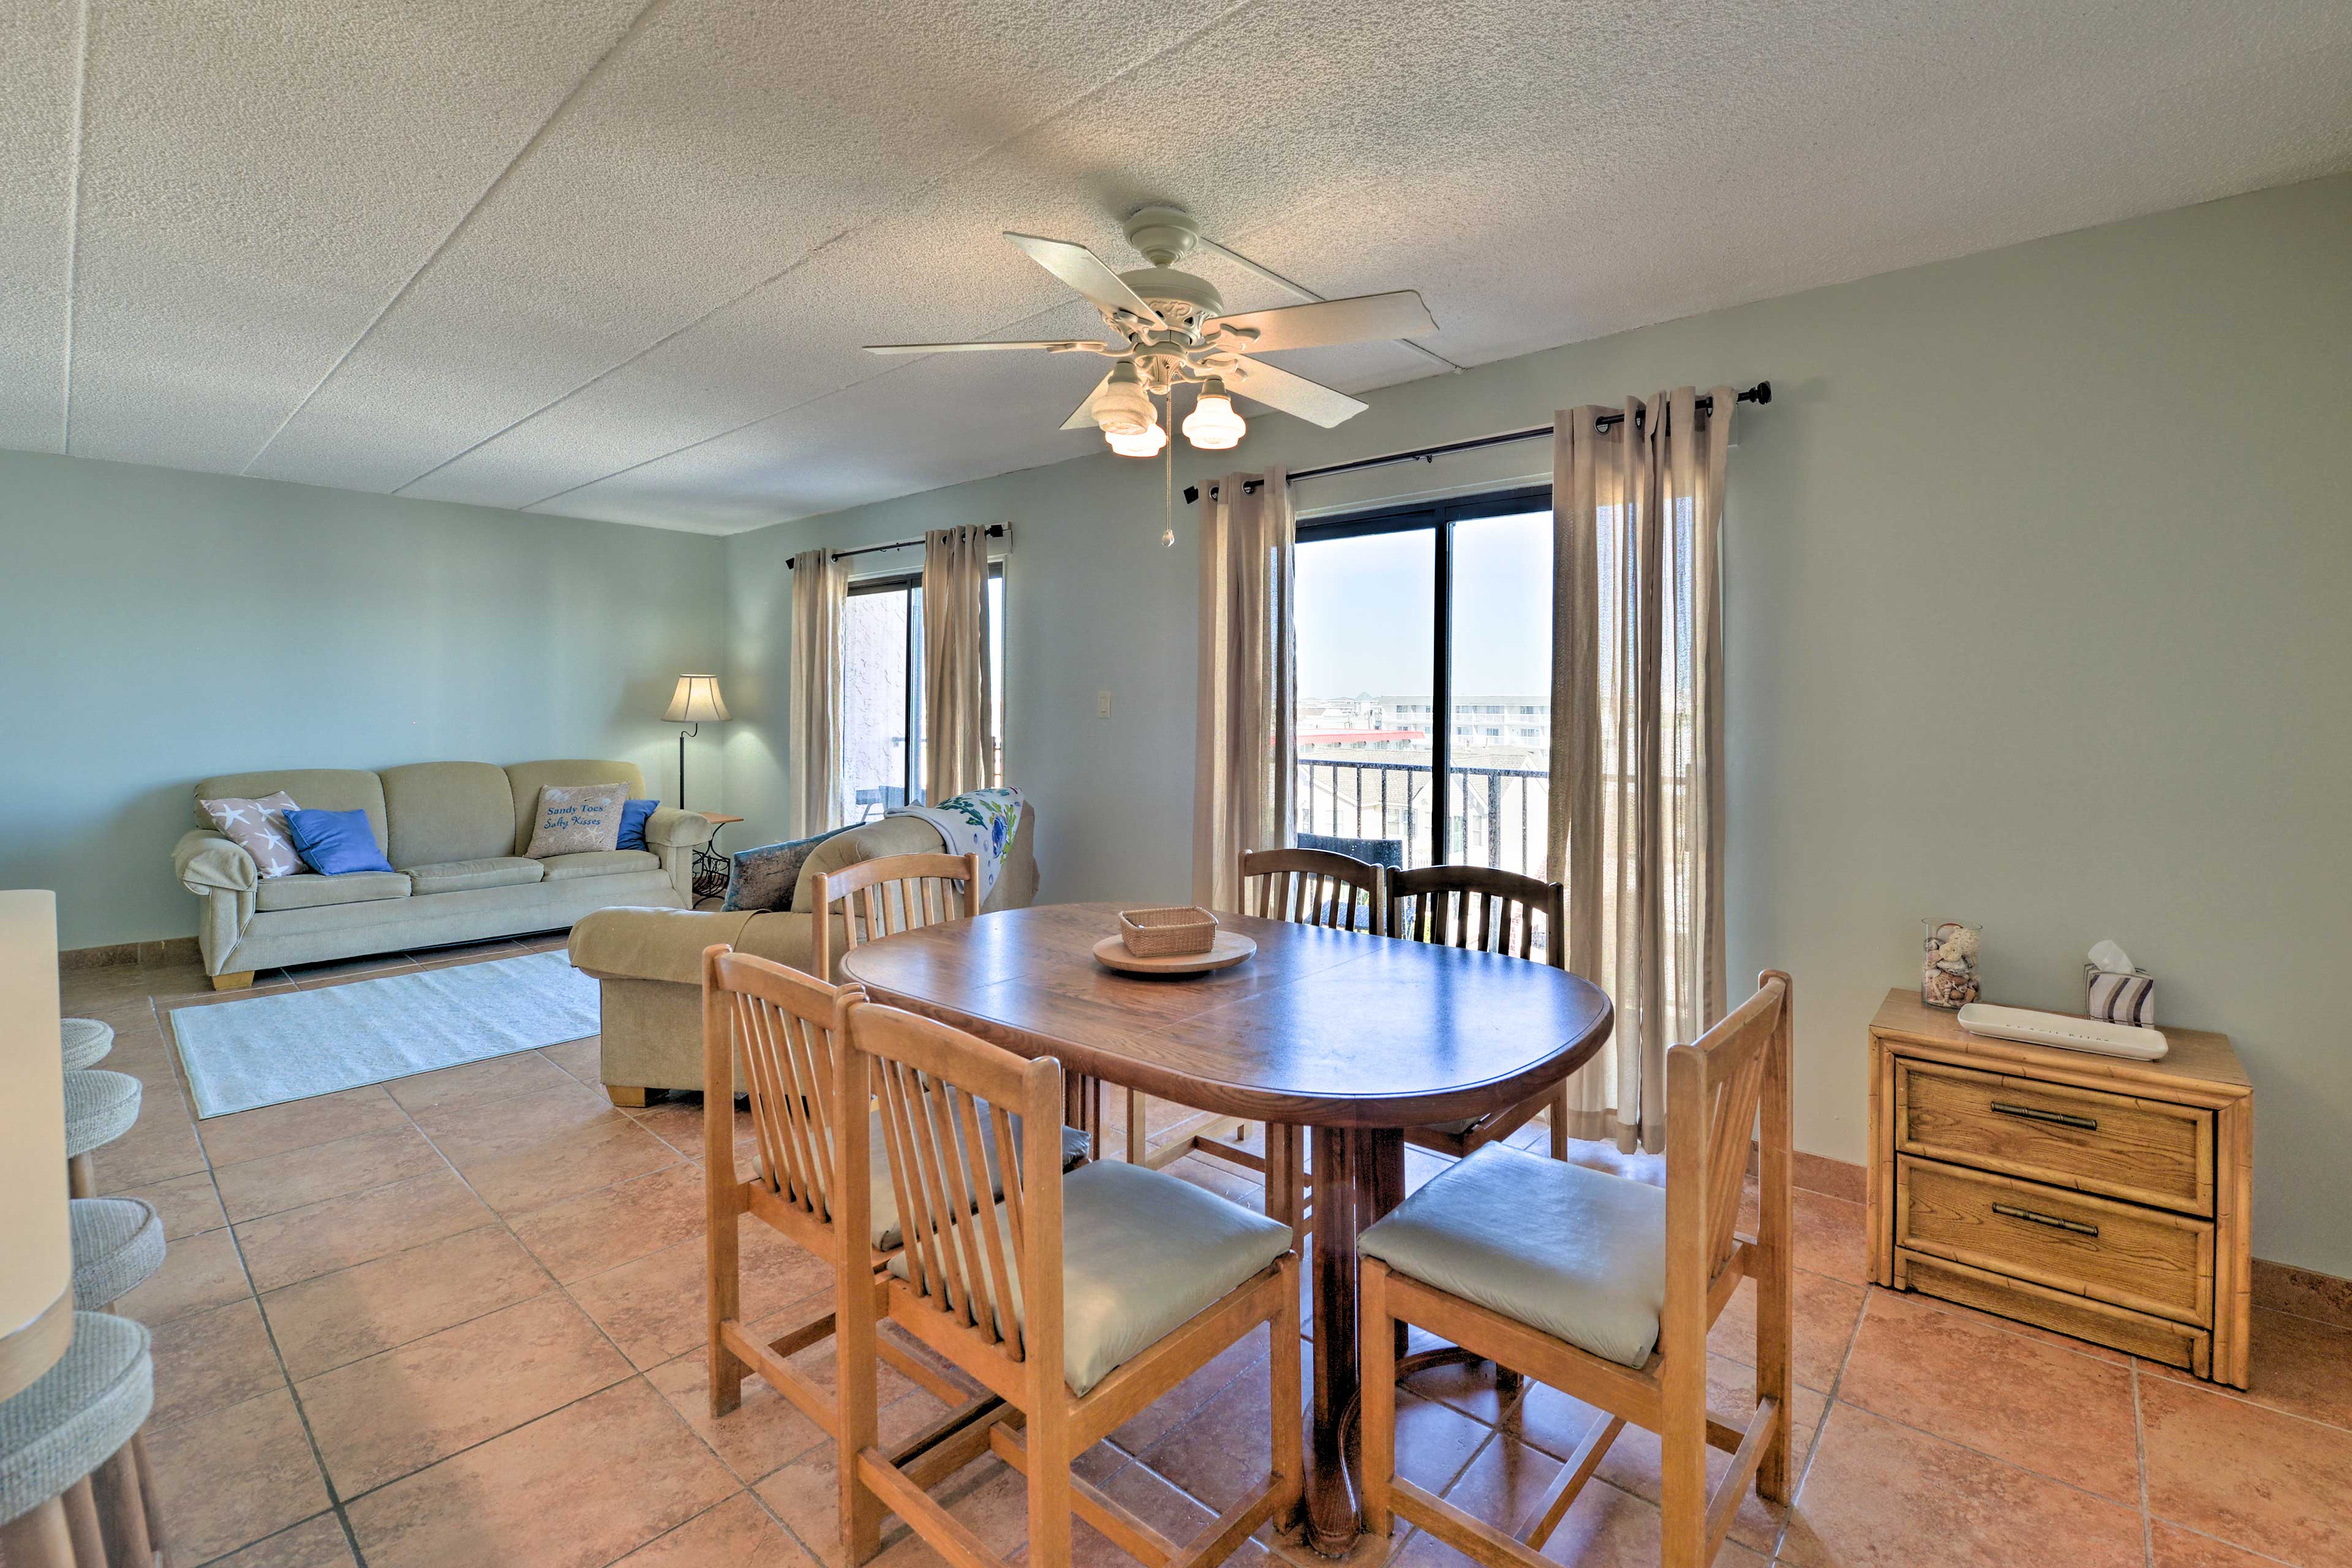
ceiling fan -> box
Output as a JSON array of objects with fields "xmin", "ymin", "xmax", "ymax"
[{"xmin": 864, "ymin": 206, "xmax": 1437, "ymax": 457}]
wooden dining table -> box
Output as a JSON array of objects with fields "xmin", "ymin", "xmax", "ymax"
[{"xmin": 840, "ymin": 900, "xmax": 1614, "ymax": 1556}]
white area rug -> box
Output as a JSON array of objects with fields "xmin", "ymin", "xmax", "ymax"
[{"xmin": 172, "ymin": 951, "xmax": 600, "ymax": 1118}]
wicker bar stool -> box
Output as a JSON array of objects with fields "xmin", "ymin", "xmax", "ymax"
[
  {"xmin": 0, "ymin": 1312, "xmax": 157, "ymax": 1567},
  {"xmin": 67, "ymin": 1200, "xmax": 170, "ymax": 1566},
  {"xmin": 70, "ymin": 1201, "xmax": 165, "ymax": 1315},
  {"xmin": 61, "ymin": 1072, "xmax": 141, "ymax": 1200},
  {"xmin": 59, "ymin": 1021, "xmax": 115, "ymax": 1072}
]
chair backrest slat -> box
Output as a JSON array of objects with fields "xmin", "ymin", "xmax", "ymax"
[
  {"xmin": 1387, "ymin": 865, "xmax": 1564, "ymax": 970},
  {"xmin": 812, "ymin": 851, "xmax": 984, "ymax": 981},
  {"xmin": 758, "ymin": 997, "xmax": 823, "ymax": 1210},
  {"xmin": 851, "ymin": 1000, "xmax": 1058, "ymax": 1371},
  {"xmin": 1238, "ymin": 848, "xmax": 1385, "ymax": 936},
  {"xmin": 703, "ymin": 948, "xmax": 860, "ymax": 1229}
]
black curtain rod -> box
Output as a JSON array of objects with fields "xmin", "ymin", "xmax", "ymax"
[
  {"xmin": 786, "ymin": 522, "xmax": 1005, "ymax": 568},
  {"xmin": 1184, "ymin": 382, "xmax": 1770, "ymax": 504}
]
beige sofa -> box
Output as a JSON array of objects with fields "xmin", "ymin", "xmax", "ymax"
[
  {"xmin": 173, "ymin": 759, "xmax": 715, "ymax": 989},
  {"xmin": 568, "ymin": 807, "xmax": 1038, "ymax": 1105}
]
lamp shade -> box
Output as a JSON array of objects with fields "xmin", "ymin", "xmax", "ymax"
[
  {"xmin": 663, "ymin": 674, "xmax": 729, "ymax": 724},
  {"xmin": 1105, "ymin": 419, "xmax": 1167, "ymax": 458},
  {"xmin": 1182, "ymin": 377, "xmax": 1246, "ymax": 450}
]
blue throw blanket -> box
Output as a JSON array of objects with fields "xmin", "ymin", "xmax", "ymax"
[{"xmin": 886, "ymin": 788, "xmax": 1023, "ymax": 899}]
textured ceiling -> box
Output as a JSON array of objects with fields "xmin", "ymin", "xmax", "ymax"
[{"xmin": 5, "ymin": 0, "xmax": 2350, "ymax": 535}]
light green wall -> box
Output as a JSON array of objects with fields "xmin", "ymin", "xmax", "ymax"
[
  {"xmin": 724, "ymin": 173, "xmax": 2352, "ymax": 1275},
  {"xmin": 0, "ymin": 451, "xmax": 727, "ymax": 951}
]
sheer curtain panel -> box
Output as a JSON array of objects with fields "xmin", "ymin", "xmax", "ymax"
[
  {"xmin": 922, "ymin": 524, "xmax": 997, "ymax": 801},
  {"xmin": 1549, "ymin": 388, "xmax": 1734, "ymax": 1152},
  {"xmin": 1192, "ymin": 469, "xmax": 1295, "ymax": 911},
  {"xmin": 787, "ymin": 548, "xmax": 850, "ymax": 837}
]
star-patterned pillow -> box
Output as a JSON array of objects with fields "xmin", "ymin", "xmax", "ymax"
[{"xmin": 197, "ymin": 791, "xmax": 305, "ymax": 878}]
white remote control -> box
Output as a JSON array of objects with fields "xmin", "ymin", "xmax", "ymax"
[{"xmin": 1955, "ymin": 1003, "xmax": 2168, "ymax": 1061}]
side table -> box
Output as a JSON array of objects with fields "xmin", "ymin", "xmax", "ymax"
[{"xmin": 691, "ymin": 815, "xmax": 744, "ymax": 907}]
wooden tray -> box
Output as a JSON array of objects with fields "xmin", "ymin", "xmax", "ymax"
[{"xmin": 1092, "ymin": 932, "xmax": 1257, "ymax": 976}]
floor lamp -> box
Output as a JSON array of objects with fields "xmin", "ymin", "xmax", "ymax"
[{"xmin": 663, "ymin": 674, "xmax": 728, "ymax": 809}]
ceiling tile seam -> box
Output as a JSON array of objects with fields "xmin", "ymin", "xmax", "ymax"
[
  {"xmin": 513, "ymin": 292, "xmax": 1092, "ymax": 514},
  {"xmin": 390, "ymin": 0, "xmax": 1270, "ymax": 503},
  {"xmin": 58, "ymin": 0, "xmax": 91, "ymax": 455},
  {"xmin": 233, "ymin": 0, "xmax": 677, "ymax": 479}
]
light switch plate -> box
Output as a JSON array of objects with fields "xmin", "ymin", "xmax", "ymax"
[{"xmin": 1096, "ymin": 689, "xmax": 1112, "ymax": 718}]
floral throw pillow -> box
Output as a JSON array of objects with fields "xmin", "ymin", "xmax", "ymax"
[
  {"xmin": 197, "ymin": 791, "xmax": 305, "ymax": 878},
  {"xmin": 523, "ymin": 782, "xmax": 628, "ymax": 858}
]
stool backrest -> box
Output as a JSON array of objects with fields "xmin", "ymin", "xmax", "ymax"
[
  {"xmin": 841, "ymin": 999, "xmax": 1065, "ymax": 1377},
  {"xmin": 1240, "ymin": 847, "xmax": 1385, "ymax": 934},
  {"xmin": 701, "ymin": 945, "xmax": 860, "ymax": 1228},
  {"xmin": 810, "ymin": 850, "xmax": 982, "ymax": 981}
]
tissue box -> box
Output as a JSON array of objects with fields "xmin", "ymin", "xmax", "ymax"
[{"xmin": 2084, "ymin": 963, "xmax": 2156, "ymax": 1027}]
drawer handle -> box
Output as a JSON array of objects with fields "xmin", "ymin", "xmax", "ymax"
[
  {"xmin": 1991, "ymin": 1101, "xmax": 2098, "ymax": 1132},
  {"xmin": 1992, "ymin": 1201, "xmax": 2099, "ymax": 1237}
]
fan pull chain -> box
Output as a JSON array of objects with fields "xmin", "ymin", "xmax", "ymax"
[{"xmin": 1163, "ymin": 390, "xmax": 1176, "ymax": 548}]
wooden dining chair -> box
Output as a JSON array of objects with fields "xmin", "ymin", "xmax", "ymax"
[
  {"xmin": 809, "ymin": 850, "xmax": 984, "ymax": 984},
  {"xmin": 1357, "ymin": 971, "xmax": 1795, "ymax": 1568},
  {"xmin": 835, "ymin": 999, "xmax": 1302, "ymax": 1568},
  {"xmin": 703, "ymin": 946, "xmax": 977, "ymax": 1441},
  {"xmin": 1241, "ymin": 846, "xmax": 1385, "ymax": 935},
  {"xmin": 1385, "ymin": 864, "xmax": 1572, "ymax": 1161}
]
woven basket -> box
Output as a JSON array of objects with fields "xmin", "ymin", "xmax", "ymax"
[{"xmin": 1118, "ymin": 905, "xmax": 1219, "ymax": 959}]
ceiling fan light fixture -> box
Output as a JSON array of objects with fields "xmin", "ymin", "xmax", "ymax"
[
  {"xmin": 1090, "ymin": 362, "xmax": 1155, "ymax": 437},
  {"xmin": 1182, "ymin": 377, "xmax": 1246, "ymax": 450},
  {"xmin": 1105, "ymin": 418, "xmax": 1167, "ymax": 458}
]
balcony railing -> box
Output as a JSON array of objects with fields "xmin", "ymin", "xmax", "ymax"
[{"xmin": 1293, "ymin": 755, "xmax": 1550, "ymax": 879}]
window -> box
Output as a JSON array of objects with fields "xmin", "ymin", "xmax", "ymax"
[
  {"xmin": 839, "ymin": 565, "xmax": 1005, "ymax": 819},
  {"xmin": 1291, "ymin": 486, "xmax": 1552, "ymax": 876}
]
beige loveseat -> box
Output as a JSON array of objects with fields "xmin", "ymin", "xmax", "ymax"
[
  {"xmin": 568, "ymin": 807, "xmax": 1038, "ymax": 1104},
  {"xmin": 173, "ymin": 760, "xmax": 715, "ymax": 989}
]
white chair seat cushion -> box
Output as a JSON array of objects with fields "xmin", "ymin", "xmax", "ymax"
[
  {"xmin": 1359, "ymin": 1142, "xmax": 1666, "ymax": 1370},
  {"xmin": 864, "ymin": 1113, "xmax": 1091, "ymax": 1251},
  {"xmin": 60, "ymin": 1018, "xmax": 114, "ymax": 1071},
  {"xmin": 61, "ymin": 1070, "xmax": 143, "ymax": 1159},
  {"xmin": 888, "ymin": 1159, "xmax": 1292, "ymax": 1396},
  {"xmin": 70, "ymin": 1198, "xmax": 166, "ymax": 1309},
  {"xmin": 0, "ymin": 1311, "xmax": 152, "ymax": 1522}
]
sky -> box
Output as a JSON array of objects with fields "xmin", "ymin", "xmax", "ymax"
[{"xmin": 1294, "ymin": 508, "xmax": 1551, "ymax": 698}]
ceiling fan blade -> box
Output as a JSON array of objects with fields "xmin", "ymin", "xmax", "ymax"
[
  {"xmin": 1005, "ymin": 233, "xmax": 1166, "ymax": 329},
  {"xmin": 864, "ymin": 339, "xmax": 1108, "ymax": 355},
  {"xmin": 1060, "ymin": 371, "xmax": 1115, "ymax": 431},
  {"xmin": 1224, "ymin": 356, "xmax": 1368, "ymax": 428},
  {"xmin": 1206, "ymin": 290, "xmax": 1434, "ymax": 353}
]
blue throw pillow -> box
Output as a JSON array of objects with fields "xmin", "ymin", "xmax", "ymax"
[
  {"xmin": 722, "ymin": 826, "xmax": 850, "ymax": 913},
  {"xmin": 284, "ymin": 808, "xmax": 394, "ymax": 876},
  {"xmin": 617, "ymin": 798, "xmax": 660, "ymax": 853}
]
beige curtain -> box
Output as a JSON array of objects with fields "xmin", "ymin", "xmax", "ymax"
[
  {"xmin": 922, "ymin": 524, "xmax": 996, "ymax": 802},
  {"xmin": 786, "ymin": 548, "xmax": 849, "ymax": 837},
  {"xmin": 1192, "ymin": 468, "xmax": 1295, "ymax": 911},
  {"xmin": 1550, "ymin": 388, "xmax": 1733, "ymax": 1152}
]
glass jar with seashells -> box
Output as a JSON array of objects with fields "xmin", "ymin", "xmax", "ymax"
[{"xmin": 1921, "ymin": 921, "xmax": 1981, "ymax": 1009}]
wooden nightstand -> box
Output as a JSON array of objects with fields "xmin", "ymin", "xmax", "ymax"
[{"xmin": 1866, "ymin": 987, "xmax": 2252, "ymax": 1385}]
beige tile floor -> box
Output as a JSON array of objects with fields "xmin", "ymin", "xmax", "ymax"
[{"xmin": 62, "ymin": 942, "xmax": 2352, "ymax": 1568}]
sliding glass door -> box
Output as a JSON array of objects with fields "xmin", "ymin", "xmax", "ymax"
[
  {"xmin": 838, "ymin": 565, "xmax": 1006, "ymax": 821},
  {"xmin": 1291, "ymin": 487, "xmax": 1553, "ymax": 875},
  {"xmin": 841, "ymin": 576, "xmax": 921, "ymax": 818}
]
